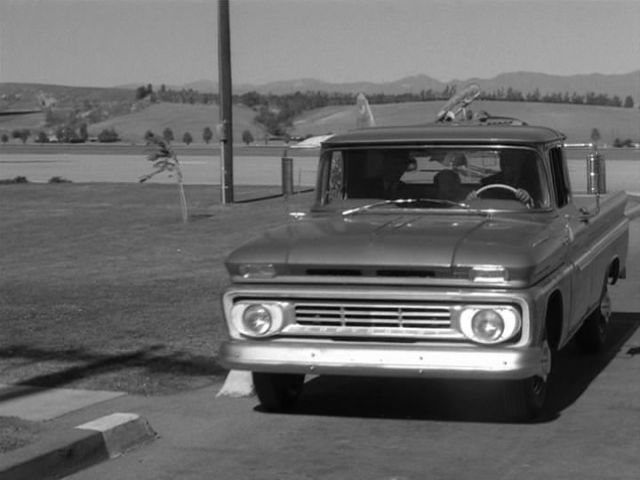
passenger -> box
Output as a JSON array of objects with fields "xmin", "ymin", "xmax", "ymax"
[{"xmin": 434, "ymin": 169, "xmax": 463, "ymax": 202}]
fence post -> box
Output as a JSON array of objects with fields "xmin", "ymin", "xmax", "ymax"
[{"xmin": 282, "ymin": 155, "xmax": 293, "ymax": 196}]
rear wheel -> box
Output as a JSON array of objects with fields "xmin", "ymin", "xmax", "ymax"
[
  {"xmin": 252, "ymin": 372, "xmax": 305, "ymax": 412},
  {"xmin": 502, "ymin": 334, "xmax": 552, "ymax": 421},
  {"xmin": 576, "ymin": 282, "xmax": 611, "ymax": 354}
]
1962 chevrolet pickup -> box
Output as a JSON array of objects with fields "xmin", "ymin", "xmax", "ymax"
[{"xmin": 219, "ymin": 108, "xmax": 629, "ymax": 419}]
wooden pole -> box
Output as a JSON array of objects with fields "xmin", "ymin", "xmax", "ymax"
[{"xmin": 218, "ymin": 0, "xmax": 233, "ymax": 203}]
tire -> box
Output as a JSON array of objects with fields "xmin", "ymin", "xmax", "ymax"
[
  {"xmin": 502, "ymin": 334, "xmax": 552, "ymax": 421},
  {"xmin": 252, "ymin": 372, "xmax": 305, "ymax": 412},
  {"xmin": 575, "ymin": 282, "xmax": 611, "ymax": 354}
]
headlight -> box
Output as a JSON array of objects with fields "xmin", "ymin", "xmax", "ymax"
[
  {"xmin": 230, "ymin": 302, "xmax": 286, "ymax": 337},
  {"xmin": 458, "ymin": 306, "xmax": 521, "ymax": 344},
  {"xmin": 242, "ymin": 305, "xmax": 272, "ymax": 335},
  {"xmin": 472, "ymin": 310, "xmax": 504, "ymax": 342}
]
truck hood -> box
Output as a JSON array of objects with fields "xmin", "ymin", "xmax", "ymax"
[{"xmin": 226, "ymin": 213, "xmax": 564, "ymax": 283}]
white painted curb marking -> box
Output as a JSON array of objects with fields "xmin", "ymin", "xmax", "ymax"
[
  {"xmin": 77, "ymin": 412, "xmax": 157, "ymax": 458},
  {"xmin": 216, "ymin": 370, "xmax": 254, "ymax": 397}
]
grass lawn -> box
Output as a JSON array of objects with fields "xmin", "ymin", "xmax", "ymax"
[
  {"xmin": 0, "ymin": 416, "xmax": 44, "ymax": 454},
  {"xmin": 0, "ymin": 183, "xmax": 298, "ymax": 396}
]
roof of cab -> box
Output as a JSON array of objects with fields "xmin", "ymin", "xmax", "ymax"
[{"xmin": 322, "ymin": 124, "xmax": 566, "ymax": 147}]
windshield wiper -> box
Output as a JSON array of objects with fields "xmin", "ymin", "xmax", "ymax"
[{"xmin": 341, "ymin": 197, "xmax": 469, "ymax": 216}]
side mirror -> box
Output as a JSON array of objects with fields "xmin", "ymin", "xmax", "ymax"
[{"xmin": 586, "ymin": 151, "xmax": 606, "ymax": 195}]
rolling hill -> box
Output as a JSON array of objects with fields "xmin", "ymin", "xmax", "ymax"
[
  {"xmin": 86, "ymin": 102, "xmax": 263, "ymax": 144},
  {"xmin": 86, "ymin": 100, "xmax": 639, "ymax": 146},
  {"xmin": 2, "ymin": 72, "xmax": 639, "ymax": 145},
  {"xmin": 291, "ymin": 100, "xmax": 640, "ymax": 145}
]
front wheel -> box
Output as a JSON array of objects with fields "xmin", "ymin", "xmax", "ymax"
[
  {"xmin": 502, "ymin": 337, "xmax": 552, "ymax": 421},
  {"xmin": 502, "ymin": 376, "xmax": 547, "ymax": 421},
  {"xmin": 252, "ymin": 372, "xmax": 305, "ymax": 412}
]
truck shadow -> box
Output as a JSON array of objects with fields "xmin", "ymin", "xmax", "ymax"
[{"xmin": 280, "ymin": 312, "xmax": 639, "ymax": 424}]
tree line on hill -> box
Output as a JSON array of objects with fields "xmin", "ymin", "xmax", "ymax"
[
  {"xmin": 142, "ymin": 127, "xmax": 215, "ymax": 146},
  {"xmin": 134, "ymin": 83, "xmax": 637, "ymax": 137},
  {"xmin": 2, "ymin": 126, "xmax": 121, "ymax": 144},
  {"xmin": 135, "ymin": 83, "xmax": 216, "ymax": 105}
]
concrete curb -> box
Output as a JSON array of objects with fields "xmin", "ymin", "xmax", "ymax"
[{"xmin": 0, "ymin": 413, "xmax": 156, "ymax": 480}]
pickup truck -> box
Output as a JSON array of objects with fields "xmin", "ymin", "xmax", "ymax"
[{"xmin": 219, "ymin": 113, "xmax": 629, "ymax": 420}]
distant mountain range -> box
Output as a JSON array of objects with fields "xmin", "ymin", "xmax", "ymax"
[{"xmin": 180, "ymin": 70, "xmax": 640, "ymax": 102}]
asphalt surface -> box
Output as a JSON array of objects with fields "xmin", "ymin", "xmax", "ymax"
[{"xmin": 56, "ymin": 218, "xmax": 639, "ymax": 479}]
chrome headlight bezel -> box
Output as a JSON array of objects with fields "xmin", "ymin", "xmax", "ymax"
[
  {"xmin": 229, "ymin": 301, "xmax": 288, "ymax": 338},
  {"xmin": 457, "ymin": 305, "xmax": 521, "ymax": 344}
]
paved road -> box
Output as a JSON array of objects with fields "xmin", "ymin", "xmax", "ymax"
[
  {"xmin": 1, "ymin": 149, "xmax": 639, "ymax": 193},
  {"xmin": 64, "ymin": 222, "xmax": 640, "ymax": 480}
]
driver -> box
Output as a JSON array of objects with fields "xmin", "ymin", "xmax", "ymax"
[
  {"xmin": 381, "ymin": 154, "xmax": 413, "ymax": 198},
  {"xmin": 466, "ymin": 150, "xmax": 538, "ymax": 205}
]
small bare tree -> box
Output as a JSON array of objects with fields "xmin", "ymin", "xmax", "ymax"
[{"xmin": 140, "ymin": 135, "xmax": 188, "ymax": 223}]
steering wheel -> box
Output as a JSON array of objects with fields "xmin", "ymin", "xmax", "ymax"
[{"xmin": 471, "ymin": 183, "xmax": 533, "ymax": 208}]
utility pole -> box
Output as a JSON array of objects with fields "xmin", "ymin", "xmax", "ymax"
[{"xmin": 218, "ymin": 0, "xmax": 233, "ymax": 203}]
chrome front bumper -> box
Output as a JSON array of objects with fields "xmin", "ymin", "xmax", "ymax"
[{"xmin": 219, "ymin": 340, "xmax": 547, "ymax": 380}]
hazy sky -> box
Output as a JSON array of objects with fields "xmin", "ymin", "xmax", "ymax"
[{"xmin": 1, "ymin": 0, "xmax": 638, "ymax": 88}]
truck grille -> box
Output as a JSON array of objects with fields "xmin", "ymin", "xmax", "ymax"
[{"xmin": 285, "ymin": 300, "xmax": 464, "ymax": 340}]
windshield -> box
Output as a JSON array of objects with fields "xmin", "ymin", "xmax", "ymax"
[{"xmin": 315, "ymin": 146, "xmax": 550, "ymax": 213}]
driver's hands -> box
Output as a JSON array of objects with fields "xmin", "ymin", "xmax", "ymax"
[
  {"xmin": 515, "ymin": 188, "xmax": 532, "ymax": 204},
  {"xmin": 466, "ymin": 188, "xmax": 532, "ymax": 204}
]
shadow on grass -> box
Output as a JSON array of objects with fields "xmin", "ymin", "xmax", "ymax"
[
  {"xmin": 264, "ymin": 312, "xmax": 639, "ymax": 424},
  {"xmin": 0, "ymin": 345, "xmax": 226, "ymax": 400}
]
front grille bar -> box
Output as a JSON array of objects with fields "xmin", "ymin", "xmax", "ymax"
[{"xmin": 285, "ymin": 300, "xmax": 463, "ymax": 340}]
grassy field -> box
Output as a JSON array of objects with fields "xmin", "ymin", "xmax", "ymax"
[
  {"xmin": 80, "ymin": 100, "xmax": 640, "ymax": 146},
  {"xmin": 292, "ymin": 100, "xmax": 640, "ymax": 145},
  {"xmin": 85, "ymin": 102, "xmax": 264, "ymax": 145},
  {"xmin": 0, "ymin": 183, "xmax": 299, "ymax": 396}
]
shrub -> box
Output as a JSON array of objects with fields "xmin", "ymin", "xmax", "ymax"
[
  {"xmin": 0, "ymin": 176, "xmax": 29, "ymax": 185},
  {"xmin": 202, "ymin": 127, "xmax": 213, "ymax": 144},
  {"xmin": 48, "ymin": 176, "xmax": 72, "ymax": 184},
  {"xmin": 98, "ymin": 128, "xmax": 120, "ymax": 143},
  {"xmin": 242, "ymin": 129, "xmax": 254, "ymax": 145}
]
